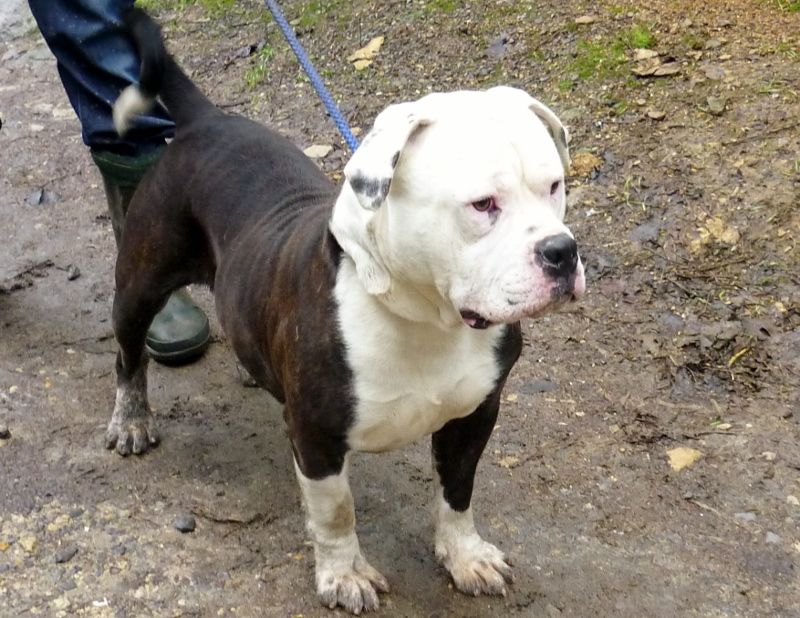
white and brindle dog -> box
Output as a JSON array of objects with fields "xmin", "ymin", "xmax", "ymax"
[{"xmin": 109, "ymin": 9, "xmax": 586, "ymax": 613}]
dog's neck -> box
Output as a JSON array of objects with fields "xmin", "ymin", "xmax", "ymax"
[
  {"xmin": 335, "ymin": 255, "xmax": 462, "ymax": 332},
  {"xmin": 377, "ymin": 275, "xmax": 462, "ymax": 331}
]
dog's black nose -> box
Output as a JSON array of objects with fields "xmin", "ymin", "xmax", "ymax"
[{"xmin": 536, "ymin": 234, "xmax": 578, "ymax": 277}]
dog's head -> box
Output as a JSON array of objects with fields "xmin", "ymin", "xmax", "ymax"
[{"xmin": 330, "ymin": 86, "xmax": 585, "ymax": 329}]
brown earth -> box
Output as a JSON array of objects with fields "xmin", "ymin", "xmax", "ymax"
[{"xmin": 1, "ymin": 0, "xmax": 798, "ymax": 616}]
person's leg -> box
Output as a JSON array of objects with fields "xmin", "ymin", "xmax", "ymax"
[{"xmin": 29, "ymin": 0, "xmax": 209, "ymax": 365}]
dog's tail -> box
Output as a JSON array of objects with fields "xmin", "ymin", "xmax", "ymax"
[{"xmin": 113, "ymin": 8, "xmax": 217, "ymax": 136}]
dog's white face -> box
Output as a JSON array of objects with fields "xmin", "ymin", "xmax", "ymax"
[{"xmin": 331, "ymin": 87, "xmax": 585, "ymax": 329}]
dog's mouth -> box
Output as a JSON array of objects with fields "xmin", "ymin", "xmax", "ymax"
[{"xmin": 460, "ymin": 310, "xmax": 493, "ymax": 330}]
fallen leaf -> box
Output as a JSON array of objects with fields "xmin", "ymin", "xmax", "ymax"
[
  {"xmin": 690, "ymin": 216, "xmax": 740, "ymax": 253},
  {"xmin": 303, "ymin": 144, "xmax": 333, "ymax": 159},
  {"xmin": 570, "ymin": 152, "xmax": 602, "ymax": 177},
  {"xmin": 666, "ymin": 447, "xmax": 703, "ymax": 471},
  {"xmin": 347, "ymin": 35, "xmax": 384, "ymax": 70},
  {"xmin": 704, "ymin": 217, "xmax": 740, "ymax": 244}
]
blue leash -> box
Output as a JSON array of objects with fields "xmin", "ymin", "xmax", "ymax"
[{"xmin": 262, "ymin": 0, "xmax": 360, "ymax": 152}]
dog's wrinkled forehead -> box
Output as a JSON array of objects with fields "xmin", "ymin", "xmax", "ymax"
[{"xmin": 343, "ymin": 88, "xmax": 570, "ymax": 212}]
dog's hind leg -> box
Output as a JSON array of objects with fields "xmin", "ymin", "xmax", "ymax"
[
  {"xmin": 106, "ymin": 270, "xmax": 170, "ymax": 456},
  {"xmin": 105, "ymin": 178, "xmax": 209, "ymax": 456}
]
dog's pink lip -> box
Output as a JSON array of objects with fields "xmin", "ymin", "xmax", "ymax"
[{"xmin": 460, "ymin": 309, "xmax": 493, "ymax": 329}]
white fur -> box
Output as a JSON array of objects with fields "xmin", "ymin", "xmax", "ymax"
[
  {"xmin": 433, "ymin": 480, "xmax": 513, "ymax": 596},
  {"xmin": 335, "ymin": 259, "xmax": 504, "ymax": 453},
  {"xmin": 113, "ymin": 84, "xmax": 155, "ymax": 136},
  {"xmin": 294, "ymin": 458, "xmax": 389, "ymax": 613},
  {"xmin": 330, "ymin": 88, "xmax": 585, "ymax": 329}
]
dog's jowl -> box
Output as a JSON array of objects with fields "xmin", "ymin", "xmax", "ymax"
[{"xmin": 108, "ymin": 9, "xmax": 585, "ymax": 613}]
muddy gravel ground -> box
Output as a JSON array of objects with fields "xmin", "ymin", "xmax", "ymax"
[{"xmin": 1, "ymin": 0, "xmax": 799, "ymax": 616}]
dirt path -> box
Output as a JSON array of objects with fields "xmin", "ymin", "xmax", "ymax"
[{"xmin": 1, "ymin": 1, "xmax": 798, "ymax": 616}]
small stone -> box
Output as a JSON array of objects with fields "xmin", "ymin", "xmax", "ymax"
[
  {"xmin": 706, "ymin": 96, "xmax": 726, "ymax": 116},
  {"xmin": 574, "ymin": 15, "xmax": 597, "ymax": 25},
  {"xmin": 633, "ymin": 48, "xmax": 659, "ymax": 61},
  {"xmin": 761, "ymin": 451, "xmax": 777, "ymax": 461},
  {"xmin": 66, "ymin": 265, "xmax": 81, "ymax": 281},
  {"xmin": 704, "ymin": 38, "xmax": 722, "ymax": 50},
  {"xmin": 647, "ymin": 110, "xmax": 666, "ymax": 120},
  {"xmin": 173, "ymin": 514, "xmax": 196, "ymax": 533},
  {"xmin": 26, "ymin": 189, "xmax": 44, "ymax": 206},
  {"xmin": 0, "ymin": 425, "xmax": 10, "ymax": 439},
  {"xmin": 765, "ymin": 532, "xmax": 781, "ymax": 544},
  {"xmin": 52, "ymin": 107, "xmax": 75, "ymax": 120},
  {"xmin": 735, "ymin": 511, "xmax": 757, "ymax": 522},
  {"xmin": 653, "ymin": 62, "xmax": 680, "ymax": 77},
  {"xmin": 54, "ymin": 545, "xmax": 78, "ymax": 564},
  {"xmin": 787, "ymin": 495, "xmax": 799, "ymax": 507},
  {"xmin": 112, "ymin": 544, "xmax": 127, "ymax": 556},
  {"xmin": 19, "ymin": 536, "xmax": 37, "ymax": 553}
]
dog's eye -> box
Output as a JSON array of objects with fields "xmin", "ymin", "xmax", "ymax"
[
  {"xmin": 472, "ymin": 197, "xmax": 496, "ymax": 213},
  {"xmin": 550, "ymin": 181, "xmax": 560, "ymax": 196}
]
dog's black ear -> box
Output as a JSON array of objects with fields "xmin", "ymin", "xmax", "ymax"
[
  {"xmin": 488, "ymin": 86, "xmax": 571, "ymax": 175},
  {"xmin": 344, "ymin": 102, "xmax": 432, "ymax": 210}
]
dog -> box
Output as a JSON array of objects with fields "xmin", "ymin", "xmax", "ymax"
[{"xmin": 108, "ymin": 9, "xmax": 585, "ymax": 613}]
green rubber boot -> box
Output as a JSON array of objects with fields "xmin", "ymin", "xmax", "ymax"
[{"xmin": 92, "ymin": 149, "xmax": 210, "ymax": 366}]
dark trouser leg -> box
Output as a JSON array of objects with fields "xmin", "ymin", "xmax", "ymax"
[
  {"xmin": 431, "ymin": 391, "xmax": 515, "ymax": 596},
  {"xmin": 28, "ymin": 0, "xmax": 173, "ymax": 154}
]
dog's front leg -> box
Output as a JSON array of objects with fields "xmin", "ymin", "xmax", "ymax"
[
  {"xmin": 431, "ymin": 392, "xmax": 514, "ymax": 596},
  {"xmin": 294, "ymin": 455, "xmax": 389, "ymax": 613}
]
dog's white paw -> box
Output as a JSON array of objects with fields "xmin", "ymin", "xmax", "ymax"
[
  {"xmin": 105, "ymin": 415, "xmax": 159, "ymax": 456},
  {"xmin": 316, "ymin": 554, "xmax": 389, "ymax": 614},
  {"xmin": 436, "ymin": 533, "xmax": 514, "ymax": 597}
]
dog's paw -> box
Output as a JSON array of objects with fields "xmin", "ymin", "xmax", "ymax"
[
  {"xmin": 436, "ymin": 534, "xmax": 514, "ymax": 597},
  {"xmin": 316, "ymin": 555, "xmax": 389, "ymax": 614},
  {"xmin": 105, "ymin": 416, "xmax": 159, "ymax": 456}
]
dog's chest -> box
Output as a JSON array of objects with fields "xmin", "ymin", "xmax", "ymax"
[{"xmin": 335, "ymin": 266, "xmax": 503, "ymax": 453}]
